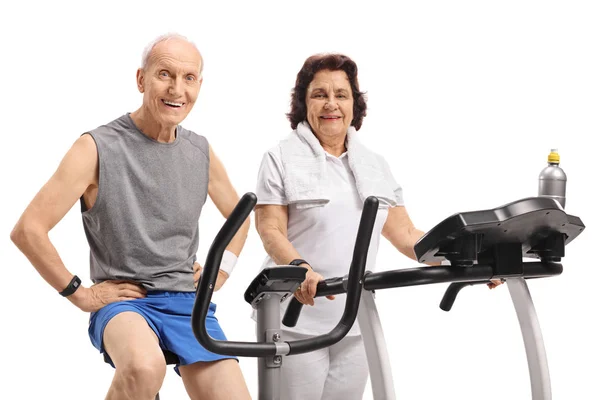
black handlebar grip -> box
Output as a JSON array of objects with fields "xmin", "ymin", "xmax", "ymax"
[
  {"xmin": 282, "ymin": 297, "xmax": 303, "ymax": 327},
  {"xmin": 439, "ymin": 282, "xmax": 470, "ymax": 311},
  {"xmin": 439, "ymin": 281, "xmax": 490, "ymax": 311},
  {"xmin": 282, "ymin": 277, "xmax": 346, "ymax": 327}
]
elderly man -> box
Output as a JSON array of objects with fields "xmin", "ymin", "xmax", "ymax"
[{"xmin": 10, "ymin": 33, "xmax": 252, "ymax": 400}]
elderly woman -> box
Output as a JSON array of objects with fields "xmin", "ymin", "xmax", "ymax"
[{"xmin": 254, "ymin": 53, "xmax": 499, "ymax": 400}]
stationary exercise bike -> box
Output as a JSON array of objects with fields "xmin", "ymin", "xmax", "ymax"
[
  {"xmin": 192, "ymin": 193, "xmax": 585, "ymax": 400},
  {"xmin": 192, "ymin": 193, "xmax": 380, "ymax": 399}
]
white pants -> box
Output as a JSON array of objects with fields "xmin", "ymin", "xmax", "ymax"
[{"xmin": 280, "ymin": 330, "xmax": 369, "ymax": 400}]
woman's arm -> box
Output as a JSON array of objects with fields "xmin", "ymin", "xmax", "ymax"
[
  {"xmin": 381, "ymin": 205, "xmax": 431, "ymax": 263},
  {"xmin": 255, "ymin": 204, "xmax": 333, "ymax": 305},
  {"xmin": 382, "ymin": 205, "xmax": 502, "ymax": 288}
]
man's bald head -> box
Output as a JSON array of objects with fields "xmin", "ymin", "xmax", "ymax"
[{"xmin": 141, "ymin": 33, "xmax": 204, "ymax": 75}]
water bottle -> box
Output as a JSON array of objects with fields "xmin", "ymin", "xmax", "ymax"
[{"xmin": 538, "ymin": 149, "xmax": 567, "ymax": 209}]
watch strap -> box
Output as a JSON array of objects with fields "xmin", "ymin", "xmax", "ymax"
[
  {"xmin": 59, "ymin": 275, "xmax": 82, "ymax": 297},
  {"xmin": 289, "ymin": 259, "xmax": 311, "ymax": 270}
]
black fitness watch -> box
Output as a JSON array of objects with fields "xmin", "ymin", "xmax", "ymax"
[
  {"xmin": 59, "ymin": 275, "xmax": 82, "ymax": 297},
  {"xmin": 289, "ymin": 259, "xmax": 312, "ymax": 270}
]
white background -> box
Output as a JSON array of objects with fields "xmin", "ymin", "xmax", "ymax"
[{"xmin": 1, "ymin": 1, "xmax": 598, "ymax": 399}]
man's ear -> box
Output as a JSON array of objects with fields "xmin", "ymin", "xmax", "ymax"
[{"xmin": 136, "ymin": 68, "xmax": 144, "ymax": 93}]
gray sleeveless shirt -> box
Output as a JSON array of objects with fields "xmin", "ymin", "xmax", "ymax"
[{"xmin": 80, "ymin": 113, "xmax": 209, "ymax": 292}]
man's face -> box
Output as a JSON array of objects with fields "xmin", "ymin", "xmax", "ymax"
[{"xmin": 136, "ymin": 38, "xmax": 203, "ymax": 127}]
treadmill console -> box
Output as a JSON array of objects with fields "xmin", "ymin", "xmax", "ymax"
[{"xmin": 414, "ymin": 197, "xmax": 585, "ymax": 268}]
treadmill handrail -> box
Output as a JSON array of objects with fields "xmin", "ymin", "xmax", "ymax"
[
  {"xmin": 191, "ymin": 193, "xmax": 380, "ymax": 357},
  {"xmin": 282, "ymin": 261, "xmax": 563, "ymax": 328}
]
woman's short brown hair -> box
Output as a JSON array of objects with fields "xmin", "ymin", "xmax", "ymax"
[{"xmin": 286, "ymin": 53, "xmax": 367, "ymax": 130}]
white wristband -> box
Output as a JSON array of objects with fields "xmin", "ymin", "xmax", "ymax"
[{"xmin": 219, "ymin": 250, "xmax": 238, "ymax": 276}]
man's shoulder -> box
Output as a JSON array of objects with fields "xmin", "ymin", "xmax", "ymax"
[
  {"xmin": 178, "ymin": 125, "xmax": 209, "ymax": 157},
  {"xmin": 178, "ymin": 124, "xmax": 206, "ymax": 140},
  {"xmin": 86, "ymin": 114, "xmax": 131, "ymax": 139}
]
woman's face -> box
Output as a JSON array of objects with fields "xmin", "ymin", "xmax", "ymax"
[{"xmin": 305, "ymin": 69, "xmax": 354, "ymax": 141}]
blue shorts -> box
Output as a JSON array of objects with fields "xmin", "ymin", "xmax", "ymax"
[{"xmin": 88, "ymin": 291, "xmax": 237, "ymax": 375}]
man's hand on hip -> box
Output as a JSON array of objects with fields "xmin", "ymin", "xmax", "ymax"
[
  {"xmin": 193, "ymin": 262, "xmax": 228, "ymax": 291},
  {"xmin": 68, "ymin": 280, "xmax": 147, "ymax": 312}
]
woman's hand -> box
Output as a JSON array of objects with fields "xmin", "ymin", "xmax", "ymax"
[
  {"xmin": 294, "ymin": 266, "xmax": 335, "ymax": 306},
  {"xmin": 487, "ymin": 279, "xmax": 504, "ymax": 289}
]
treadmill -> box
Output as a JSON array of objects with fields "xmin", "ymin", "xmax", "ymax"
[{"xmin": 193, "ymin": 194, "xmax": 585, "ymax": 400}]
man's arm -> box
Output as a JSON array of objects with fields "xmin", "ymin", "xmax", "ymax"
[
  {"xmin": 207, "ymin": 144, "xmax": 250, "ymax": 256},
  {"xmin": 10, "ymin": 134, "xmax": 146, "ymax": 310},
  {"xmin": 11, "ymin": 134, "xmax": 99, "ymax": 290},
  {"xmin": 197, "ymin": 145, "xmax": 250, "ymax": 287}
]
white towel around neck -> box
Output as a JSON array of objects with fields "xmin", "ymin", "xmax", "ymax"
[{"xmin": 278, "ymin": 121, "xmax": 399, "ymax": 208}]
